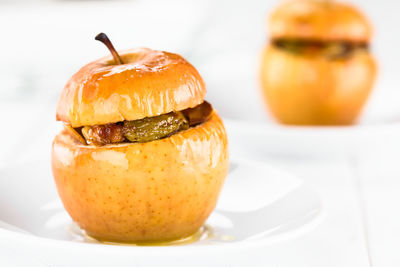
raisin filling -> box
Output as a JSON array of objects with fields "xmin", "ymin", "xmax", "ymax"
[
  {"xmin": 68, "ymin": 101, "xmax": 212, "ymax": 146},
  {"xmin": 272, "ymin": 39, "xmax": 369, "ymax": 59}
]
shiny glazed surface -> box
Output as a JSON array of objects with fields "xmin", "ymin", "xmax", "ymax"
[
  {"xmin": 56, "ymin": 48, "xmax": 206, "ymax": 127},
  {"xmin": 51, "ymin": 112, "xmax": 229, "ymax": 242},
  {"xmin": 260, "ymin": 45, "xmax": 376, "ymax": 125}
]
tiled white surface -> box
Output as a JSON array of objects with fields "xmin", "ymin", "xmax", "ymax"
[
  {"xmin": 248, "ymin": 158, "xmax": 371, "ymax": 267},
  {"xmin": 1, "ymin": 0, "xmax": 400, "ymax": 266},
  {"xmin": 355, "ymin": 148, "xmax": 400, "ymax": 267}
]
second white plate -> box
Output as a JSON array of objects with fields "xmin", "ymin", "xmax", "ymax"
[{"xmin": 225, "ymin": 118, "xmax": 400, "ymax": 158}]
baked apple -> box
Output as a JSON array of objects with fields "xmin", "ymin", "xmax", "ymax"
[
  {"xmin": 260, "ymin": 0, "xmax": 377, "ymax": 125},
  {"xmin": 51, "ymin": 33, "xmax": 229, "ymax": 243}
]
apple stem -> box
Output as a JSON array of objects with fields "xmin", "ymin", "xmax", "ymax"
[{"xmin": 95, "ymin": 33, "xmax": 123, "ymax": 64}]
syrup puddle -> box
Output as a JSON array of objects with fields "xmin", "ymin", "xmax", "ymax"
[{"xmin": 68, "ymin": 223, "xmax": 216, "ymax": 246}]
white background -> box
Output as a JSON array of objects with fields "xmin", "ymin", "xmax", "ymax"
[{"xmin": 1, "ymin": 0, "xmax": 400, "ymax": 266}]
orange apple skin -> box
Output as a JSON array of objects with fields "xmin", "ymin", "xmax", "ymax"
[
  {"xmin": 260, "ymin": 45, "xmax": 376, "ymax": 125},
  {"xmin": 51, "ymin": 112, "xmax": 229, "ymax": 243}
]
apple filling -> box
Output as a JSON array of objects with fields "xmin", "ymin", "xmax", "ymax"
[
  {"xmin": 67, "ymin": 101, "xmax": 213, "ymax": 146},
  {"xmin": 272, "ymin": 39, "xmax": 369, "ymax": 59}
]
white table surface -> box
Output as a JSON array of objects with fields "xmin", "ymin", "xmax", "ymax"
[{"xmin": 1, "ymin": 0, "xmax": 400, "ymax": 266}]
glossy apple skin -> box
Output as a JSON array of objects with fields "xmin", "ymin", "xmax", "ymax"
[
  {"xmin": 51, "ymin": 112, "xmax": 229, "ymax": 243},
  {"xmin": 260, "ymin": 45, "xmax": 376, "ymax": 125}
]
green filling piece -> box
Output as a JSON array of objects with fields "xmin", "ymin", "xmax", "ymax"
[{"xmin": 123, "ymin": 112, "xmax": 189, "ymax": 142}]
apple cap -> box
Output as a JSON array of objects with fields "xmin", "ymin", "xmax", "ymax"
[
  {"xmin": 56, "ymin": 48, "xmax": 206, "ymax": 127},
  {"xmin": 268, "ymin": 0, "xmax": 372, "ymax": 42}
]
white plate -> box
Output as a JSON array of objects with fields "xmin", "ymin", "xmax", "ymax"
[
  {"xmin": 0, "ymin": 158, "xmax": 323, "ymax": 267},
  {"xmin": 224, "ymin": 118, "xmax": 400, "ymax": 158}
]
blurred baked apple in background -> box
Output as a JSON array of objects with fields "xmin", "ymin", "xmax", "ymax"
[{"xmin": 260, "ymin": 0, "xmax": 377, "ymax": 125}]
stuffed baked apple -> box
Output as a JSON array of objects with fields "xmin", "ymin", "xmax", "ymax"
[
  {"xmin": 260, "ymin": 0, "xmax": 376, "ymax": 125},
  {"xmin": 51, "ymin": 33, "xmax": 229, "ymax": 243}
]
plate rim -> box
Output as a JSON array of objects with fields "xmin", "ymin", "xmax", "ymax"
[
  {"xmin": 0, "ymin": 157, "xmax": 325, "ymax": 255},
  {"xmin": 224, "ymin": 117, "xmax": 400, "ymax": 135}
]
